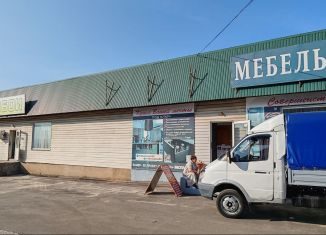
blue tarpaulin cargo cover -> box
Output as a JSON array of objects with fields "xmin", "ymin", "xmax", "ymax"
[{"xmin": 286, "ymin": 111, "xmax": 326, "ymax": 170}]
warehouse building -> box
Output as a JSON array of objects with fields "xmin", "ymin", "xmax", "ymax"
[{"xmin": 0, "ymin": 29, "xmax": 325, "ymax": 181}]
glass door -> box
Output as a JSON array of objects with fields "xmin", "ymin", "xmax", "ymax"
[
  {"xmin": 14, "ymin": 130, "xmax": 21, "ymax": 161},
  {"xmin": 232, "ymin": 121, "xmax": 250, "ymax": 147}
]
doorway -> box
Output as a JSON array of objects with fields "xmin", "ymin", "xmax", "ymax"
[
  {"xmin": 8, "ymin": 130, "xmax": 16, "ymax": 160},
  {"xmin": 211, "ymin": 123, "xmax": 232, "ymax": 162}
]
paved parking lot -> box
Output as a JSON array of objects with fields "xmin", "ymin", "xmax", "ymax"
[{"xmin": 0, "ymin": 175, "xmax": 325, "ymax": 234}]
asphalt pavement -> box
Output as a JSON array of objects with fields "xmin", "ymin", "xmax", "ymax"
[{"xmin": 0, "ymin": 175, "xmax": 325, "ymax": 234}]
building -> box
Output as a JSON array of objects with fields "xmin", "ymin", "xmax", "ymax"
[{"xmin": 0, "ymin": 29, "xmax": 325, "ymax": 181}]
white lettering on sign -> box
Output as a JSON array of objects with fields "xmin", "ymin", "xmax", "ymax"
[
  {"xmin": 266, "ymin": 56, "xmax": 277, "ymax": 77},
  {"xmin": 280, "ymin": 53, "xmax": 292, "ymax": 75},
  {"xmin": 235, "ymin": 60, "xmax": 250, "ymax": 80},
  {"xmin": 295, "ymin": 50, "xmax": 310, "ymax": 73},
  {"xmin": 313, "ymin": 48, "xmax": 326, "ymax": 71},
  {"xmin": 0, "ymin": 95, "xmax": 25, "ymax": 116},
  {"xmin": 253, "ymin": 58, "xmax": 263, "ymax": 78},
  {"xmin": 231, "ymin": 41, "xmax": 326, "ymax": 88}
]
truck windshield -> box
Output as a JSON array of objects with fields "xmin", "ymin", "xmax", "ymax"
[{"xmin": 217, "ymin": 153, "xmax": 226, "ymax": 161}]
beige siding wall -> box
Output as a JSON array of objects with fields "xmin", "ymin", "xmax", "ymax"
[
  {"xmin": 195, "ymin": 99, "xmax": 246, "ymax": 163},
  {"xmin": 0, "ymin": 110, "xmax": 132, "ymax": 169},
  {"xmin": 0, "ymin": 100, "xmax": 246, "ymax": 171}
]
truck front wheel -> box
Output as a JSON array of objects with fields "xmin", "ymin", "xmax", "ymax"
[{"xmin": 216, "ymin": 189, "xmax": 247, "ymax": 218}]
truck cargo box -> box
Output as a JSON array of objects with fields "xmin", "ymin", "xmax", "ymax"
[
  {"xmin": 286, "ymin": 111, "xmax": 326, "ymax": 170},
  {"xmin": 286, "ymin": 112, "xmax": 326, "ymax": 187}
]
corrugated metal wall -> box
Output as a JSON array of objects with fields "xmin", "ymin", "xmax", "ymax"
[
  {"xmin": 0, "ymin": 30, "xmax": 325, "ymax": 118},
  {"xmin": 195, "ymin": 99, "xmax": 246, "ymax": 163},
  {"xmin": 0, "ymin": 110, "xmax": 132, "ymax": 169}
]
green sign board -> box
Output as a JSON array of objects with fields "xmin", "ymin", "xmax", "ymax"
[
  {"xmin": 0, "ymin": 94, "xmax": 25, "ymax": 116},
  {"xmin": 230, "ymin": 40, "xmax": 326, "ymax": 88}
]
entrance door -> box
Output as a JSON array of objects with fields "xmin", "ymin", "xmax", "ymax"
[
  {"xmin": 8, "ymin": 130, "xmax": 16, "ymax": 160},
  {"xmin": 14, "ymin": 131, "xmax": 21, "ymax": 161},
  {"xmin": 211, "ymin": 123, "xmax": 232, "ymax": 162},
  {"xmin": 19, "ymin": 131, "xmax": 28, "ymax": 161}
]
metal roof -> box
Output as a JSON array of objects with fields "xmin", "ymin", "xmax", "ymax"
[{"xmin": 0, "ymin": 29, "xmax": 325, "ymax": 117}]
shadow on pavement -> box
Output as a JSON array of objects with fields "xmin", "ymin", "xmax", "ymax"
[
  {"xmin": 246, "ymin": 204, "xmax": 326, "ymax": 225},
  {"xmin": 148, "ymin": 191, "xmax": 175, "ymax": 195}
]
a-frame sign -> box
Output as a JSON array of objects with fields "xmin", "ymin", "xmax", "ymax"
[{"xmin": 145, "ymin": 164, "xmax": 183, "ymax": 197}]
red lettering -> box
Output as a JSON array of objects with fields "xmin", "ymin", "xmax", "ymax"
[
  {"xmin": 152, "ymin": 109, "xmax": 170, "ymax": 115},
  {"xmin": 267, "ymin": 96, "xmax": 326, "ymax": 107},
  {"xmin": 267, "ymin": 97, "xmax": 276, "ymax": 106},
  {"xmin": 172, "ymin": 108, "xmax": 193, "ymax": 113}
]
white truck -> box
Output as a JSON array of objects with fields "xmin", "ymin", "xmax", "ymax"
[{"xmin": 198, "ymin": 111, "xmax": 326, "ymax": 218}]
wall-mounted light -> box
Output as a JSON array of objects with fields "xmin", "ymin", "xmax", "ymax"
[
  {"xmin": 0, "ymin": 130, "xmax": 7, "ymax": 140},
  {"xmin": 219, "ymin": 112, "xmax": 226, "ymax": 116}
]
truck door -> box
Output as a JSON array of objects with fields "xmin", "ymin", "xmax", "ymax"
[{"xmin": 227, "ymin": 134, "xmax": 274, "ymax": 201}]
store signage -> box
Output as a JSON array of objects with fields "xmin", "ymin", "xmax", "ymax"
[
  {"xmin": 145, "ymin": 165, "xmax": 183, "ymax": 197},
  {"xmin": 230, "ymin": 40, "xmax": 326, "ymax": 88},
  {"xmin": 133, "ymin": 103, "xmax": 194, "ymax": 117},
  {"xmin": 0, "ymin": 94, "xmax": 25, "ymax": 116},
  {"xmin": 246, "ymin": 91, "xmax": 326, "ymax": 128},
  {"xmin": 246, "ymin": 91, "xmax": 326, "ymax": 108}
]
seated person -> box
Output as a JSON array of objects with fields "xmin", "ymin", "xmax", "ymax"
[{"xmin": 183, "ymin": 155, "xmax": 205, "ymax": 188}]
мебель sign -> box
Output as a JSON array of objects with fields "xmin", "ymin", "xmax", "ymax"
[
  {"xmin": 230, "ymin": 40, "xmax": 326, "ymax": 88},
  {"xmin": 0, "ymin": 94, "xmax": 25, "ymax": 116}
]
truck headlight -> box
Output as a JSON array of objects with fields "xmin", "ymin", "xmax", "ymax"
[{"xmin": 199, "ymin": 171, "xmax": 205, "ymax": 182}]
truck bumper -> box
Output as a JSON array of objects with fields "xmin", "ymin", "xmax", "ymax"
[{"xmin": 198, "ymin": 182, "xmax": 214, "ymax": 199}]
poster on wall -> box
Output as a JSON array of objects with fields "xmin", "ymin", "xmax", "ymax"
[
  {"xmin": 247, "ymin": 107, "xmax": 265, "ymax": 128},
  {"xmin": 132, "ymin": 103, "xmax": 195, "ymax": 171},
  {"xmin": 246, "ymin": 92, "xmax": 326, "ymax": 128}
]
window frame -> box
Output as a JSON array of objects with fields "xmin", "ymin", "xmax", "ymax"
[
  {"xmin": 31, "ymin": 122, "xmax": 52, "ymax": 151},
  {"xmin": 231, "ymin": 134, "xmax": 271, "ymax": 162}
]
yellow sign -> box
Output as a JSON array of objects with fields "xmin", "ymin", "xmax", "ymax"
[{"xmin": 0, "ymin": 94, "xmax": 25, "ymax": 116}]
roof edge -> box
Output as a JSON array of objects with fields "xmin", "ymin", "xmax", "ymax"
[{"xmin": 1, "ymin": 28, "xmax": 325, "ymax": 93}]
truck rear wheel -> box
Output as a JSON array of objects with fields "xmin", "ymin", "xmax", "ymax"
[{"xmin": 216, "ymin": 189, "xmax": 247, "ymax": 219}]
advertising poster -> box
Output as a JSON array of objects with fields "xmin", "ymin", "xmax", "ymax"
[
  {"xmin": 247, "ymin": 107, "xmax": 264, "ymax": 129},
  {"xmin": 132, "ymin": 103, "xmax": 195, "ymax": 171},
  {"xmin": 247, "ymin": 106, "xmax": 281, "ymax": 129},
  {"xmin": 264, "ymin": 106, "xmax": 281, "ymax": 120},
  {"xmin": 247, "ymin": 92, "xmax": 326, "ymax": 128}
]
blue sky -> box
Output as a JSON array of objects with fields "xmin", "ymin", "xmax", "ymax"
[{"xmin": 0, "ymin": 0, "xmax": 325, "ymax": 91}]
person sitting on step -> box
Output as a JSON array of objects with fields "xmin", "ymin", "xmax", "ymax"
[{"xmin": 183, "ymin": 155, "xmax": 203, "ymax": 189}]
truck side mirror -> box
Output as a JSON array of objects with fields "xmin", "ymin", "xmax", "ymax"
[{"xmin": 227, "ymin": 150, "xmax": 232, "ymax": 164}]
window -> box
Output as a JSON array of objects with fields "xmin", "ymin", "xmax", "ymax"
[
  {"xmin": 282, "ymin": 106, "xmax": 326, "ymax": 114},
  {"xmin": 232, "ymin": 135, "xmax": 270, "ymax": 162},
  {"xmin": 32, "ymin": 122, "xmax": 52, "ymax": 150}
]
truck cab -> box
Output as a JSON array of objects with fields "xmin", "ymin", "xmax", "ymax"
[{"xmin": 199, "ymin": 112, "xmax": 326, "ymax": 218}]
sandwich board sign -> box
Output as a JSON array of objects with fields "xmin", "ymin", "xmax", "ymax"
[{"xmin": 145, "ymin": 164, "xmax": 183, "ymax": 197}]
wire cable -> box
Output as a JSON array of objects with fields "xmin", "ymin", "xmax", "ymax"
[{"xmin": 198, "ymin": 0, "xmax": 254, "ymax": 54}]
